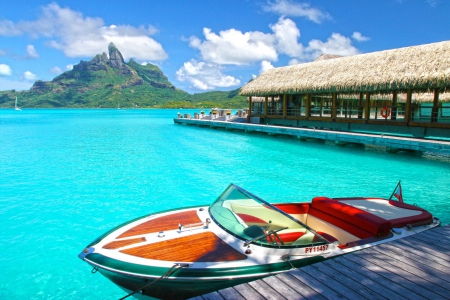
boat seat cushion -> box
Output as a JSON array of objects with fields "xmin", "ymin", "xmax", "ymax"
[
  {"xmin": 386, "ymin": 200, "xmax": 433, "ymax": 227},
  {"xmin": 310, "ymin": 197, "xmax": 392, "ymax": 237}
]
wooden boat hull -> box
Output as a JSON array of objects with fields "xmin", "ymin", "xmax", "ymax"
[{"xmin": 79, "ymin": 184, "xmax": 440, "ymax": 299}]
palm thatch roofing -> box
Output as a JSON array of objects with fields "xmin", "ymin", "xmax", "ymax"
[{"xmin": 240, "ymin": 40, "xmax": 450, "ymax": 96}]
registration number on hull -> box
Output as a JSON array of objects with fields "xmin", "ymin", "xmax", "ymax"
[{"xmin": 305, "ymin": 245, "xmax": 328, "ymax": 253}]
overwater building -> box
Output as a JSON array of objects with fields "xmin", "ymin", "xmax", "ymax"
[{"xmin": 240, "ymin": 41, "xmax": 450, "ymax": 139}]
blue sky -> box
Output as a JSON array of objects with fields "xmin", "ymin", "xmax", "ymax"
[{"xmin": 0, "ymin": 0, "xmax": 449, "ymax": 94}]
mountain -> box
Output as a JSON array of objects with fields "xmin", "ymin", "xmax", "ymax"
[{"xmin": 0, "ymin": 43, "xmax": 246, "ymax": 109}]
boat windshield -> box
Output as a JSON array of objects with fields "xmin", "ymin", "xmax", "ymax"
[{"xmin": 209, "ymin": 184, "xmax": 328, "ymax": 248}]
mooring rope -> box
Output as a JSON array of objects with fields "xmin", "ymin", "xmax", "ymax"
[{"xmin": 118, "ymin": 263, "xmax": 189, "ymax": 300}]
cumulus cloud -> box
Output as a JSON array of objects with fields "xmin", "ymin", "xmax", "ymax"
[
  {"xmin": 307, "ymin": 33, "xmax": 359, "ymax": 59},
  {"xmin": 189, "ymin": 28, "xmax": 277, "ymax": 65},
  {"xmin": 66, "ymin": 64, "xmax": 73, "ymax": 70},
  {"xmin": 176, "ymin": 59, "xmax": 241, "ymax": 90},
  {"xmin": 270, "ymin": 17, "xmax": 303, "ymax": 57},
  {"xmin": 26, "ymin": 44, "xmax": 40, "ymax": 58},
  {"xmin": 188, "ymin": 17, "xmax": 359, "ymax": 66},
  {"xmin": 260, "ymin": 60, "xmax": 275, "ymax": 74},
  {"xmin": 0, "ymin": 3, "xmax": 167, "ymax": 61},
  {"xmin": 22, "ymin": 71, "xmax": 38, "ymax": 81},
  {"xmin": 0, "ymin": 64, "xmax": 12, "ymax": 76},
  {"xmin": 352, "ymin": 32, "xmax": 370, "ymax": 42},
  {"xmin": 50, "ymin": 66, "xmax": 62, "ymax": 74},
  {"xmin": 263, "ymin": 0, "xmax": 330, "ymax": 23}
]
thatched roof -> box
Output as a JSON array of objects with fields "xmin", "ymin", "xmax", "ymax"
[
  {"xmin": 240, "ymin": 40, "xmax": 450, "ymax": 96},
  {"xmin": 313, "ymin": 54, "xmax": 343, "ymax": 62}
]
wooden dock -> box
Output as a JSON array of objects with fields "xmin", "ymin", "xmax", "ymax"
[
  {"xmin": 192, "ymin": 225, "xmax": 450, "ymax": 300},
  {"xmin": 174, "ymin": 118, "xmax": 450, "ymax": 155}
]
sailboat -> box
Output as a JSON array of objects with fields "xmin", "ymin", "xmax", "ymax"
[{"xmin": 14, "ymin": 97, "xmax": 21, "ymax": 111}]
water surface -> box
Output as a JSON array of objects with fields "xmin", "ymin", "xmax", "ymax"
[{"xmin": 0, "ymin": 109, "xmax": 449, "ymax": 299}]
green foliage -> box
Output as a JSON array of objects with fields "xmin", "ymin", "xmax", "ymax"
[{"xmin": 0, "ymin": 55, "xmax": 246, "ymax": 109}]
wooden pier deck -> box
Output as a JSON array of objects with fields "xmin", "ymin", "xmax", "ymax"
[
  {"xmin": 192, "ymin": 225, "xmax": 450, "ymax": 300},
  {"xmin": 174, "ymin": 118, "xmax": 450, "ymax": 155}
]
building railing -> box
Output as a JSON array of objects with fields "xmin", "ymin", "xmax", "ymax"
[{"xmin": 251, "ymin": 104, "xmax": 450, "ymax": 124}]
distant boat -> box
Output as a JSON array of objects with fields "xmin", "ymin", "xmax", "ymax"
[{"xmin": 14, "ymin": 97, "xmax": 21, "ymax": 111}]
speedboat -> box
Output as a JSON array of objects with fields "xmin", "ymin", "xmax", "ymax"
[{"xmin": 78, "ymin": 183, "xmax": 439, "ymax": 299}]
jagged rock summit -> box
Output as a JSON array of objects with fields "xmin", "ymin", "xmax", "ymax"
[
  {"xmin": 18, "ymin": 43, "xmax": 189, "ymax": 107},
  {"xmin": 108, "ymin": 42, "xmax": 125, "ymax": 68}
]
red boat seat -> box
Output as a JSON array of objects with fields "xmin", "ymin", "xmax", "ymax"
[{"xmin": 309, "ymin": 197, "xmax": 392, "ymax": 239}]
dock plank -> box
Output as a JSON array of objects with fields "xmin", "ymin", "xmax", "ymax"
[
  {"xmin": 374, "ymin": 242, "xmax": 450, "ymax": 278},
  {"xmin": 363, "ymin": 247, "xmax": 450, "ymax": 292},
  {"xmin": 217, "ymin": 287, "xmax": 245, "ymax": 300},
  {"xmin": 200, "ymin": 292, "xmax": 225, "ymax": 300},
  {"xmin": 342, "ymin": 254, "xmax": 426, "ymax": 300},
  {"xmin": 232, "ymin": 283, "xmax": 265, "ymax": 300},
  {"xmin": 276, "ymin": 272, "xmax": 327, "ymax": 300},
  {"xmin": 194, "ymin": 225, "xmax": 450, "ymax": 300},
  {"xmin": 261, "ymin": 275, "xmax": 303, "ymax": 299},
  {"xmin": 288, "ymin": 267, "xmax": 348, "ymax": 300},
  {"xmin": 310, "ymin": 262, "xmax": 379, "ymax": 299},
  {"xmin": 322, "ymin": 259, "xmax": 397, "ymax": 300},
  {"xmin": 396, "ymin": 236, "xmax": 450, "ymax": 262},
  {"xmin": 247, "ymin": 279, "xmax": 285, "ymax": 300},
  {"xmin": 353, "ymin": 249, "xmax": 447, "ymax": 299}
]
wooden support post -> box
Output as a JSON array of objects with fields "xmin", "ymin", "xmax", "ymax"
[
  {"xmin": 264, "ymin": 96, "xmax": 268, "ymax": 117},
  {"xmin": 392, "ymin": 91, "xmax": 398, "ymax": 120},
  {"xmin": 358, "ymin": 92, "xmax": 364, "ymax": 119},
  {"xmin": 248, "ymin": 96, "xmax": 252, "ymax": 122},
  {"xmin": 431, "ymin": 89, "xmax": 439, "ymax": 123},
  {"xmin": 332, "ymin": 92, "xmax": 337, "ymax": 121},
  {"xmin": 283, "ymin": 93, "xmax": 287, "ymax": 118},
  {"xmin": 305, "ymin": 94, "xmax": 311, "ymax": 118},
  {"xmin": 365, "ymin": 93, "xmax": 370, "ymax": 120},
  {"xmin": 405, "ymin": 89, "xmax": 412, "ymax": 123}
]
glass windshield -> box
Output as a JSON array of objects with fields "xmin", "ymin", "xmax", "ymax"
[{"xmin": 209, "ymin": 184, "xmax": 328, "ymax": 247}]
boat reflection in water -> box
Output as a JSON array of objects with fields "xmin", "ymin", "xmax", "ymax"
[{"xmin": 79, "ymin": 184, "xmax": 439, "ymax": 299}]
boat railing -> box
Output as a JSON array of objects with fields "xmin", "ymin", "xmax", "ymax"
[{"xmin": 178, "ymin": 218, "xmax": 211, "ymax": 231}]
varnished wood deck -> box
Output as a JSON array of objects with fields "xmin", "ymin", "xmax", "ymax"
[
  {"xmin": 121, "ymin": 231, "xmax": 247, "ymax": 262},
  {"xmin": 192, "ymin": 225, "xmax": 450, "ymax": 299},
  {"xmin": 118, "ymin": 210, "xmax": 201, "ymax": 238},
  {"xmin": 103, "ymin": 237, "xmax": 146, "ymax": 249}
]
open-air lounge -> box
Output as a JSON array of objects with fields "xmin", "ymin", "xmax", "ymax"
[{"xmin": 240, "ymin": 40, "xmax": 450, "ymax": 139}]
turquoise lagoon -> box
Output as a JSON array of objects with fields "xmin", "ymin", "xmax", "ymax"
[{"xmin": 0, "ymin": 109, "xmax": 449, "ymax": 299}]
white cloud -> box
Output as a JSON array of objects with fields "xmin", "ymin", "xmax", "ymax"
[
  {"xmin": 0, "ymin": 49, "xmax": 6, "ymax": 56},
  {"xmin": 176, "ymin": 59, "xmax": 241, "ymax": 90},
  {"xmin": 352, "ymin": 32, "xmax": 370, "ymax": 42},
  {"xmin": 288, "ymin": 58, "xmax": 301, "ymax": 65},
  {"xmin": 26, "ymin": 44, "xmax": 40, "ymax": 58},
  {"xmin": 188, "ymin": 17, "xmax": 360, "ymax": 67},
  {"xmin": 0, "ymin": 4, "xmax": 167, "ymax": 61},
  {"xmin": 270, "ymin": 17, "xmax": 303, "ymax": 58},
  {"xmin": 260, "ymin": 60, "xmax": 275, "ymax": 74},
  {"xmin": 0, "ymin": 64, "xmax": 12, "ymax": 76},
  {"xmin": 263, "ymin": 0, "xmax": 330, "ymax": 23},
  {"xmin": 66, "ymin": 64, "xmax": 73, "ymax": 70},
  {"xmin": 50, "ymin": 66, "xmax": 62, "ymax": 74},
  {"xmin": 189, "ymin": 28, "xmax": 277, "ymax": 65},
  {"xmin": 307, "ymin": 33, "xmax": 359, "ymax": 59},
  {"xmin": 23, "ymin": 71, "xmax": 38, "ymax": 81}
]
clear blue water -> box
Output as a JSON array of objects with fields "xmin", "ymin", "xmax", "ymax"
[{"xmin": 0, "ymin": 109, "xmax": 449, "ymax": 299}]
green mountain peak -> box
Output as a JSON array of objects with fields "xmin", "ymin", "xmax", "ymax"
[{"xmin": 0, "ymin": 44, "xmax": 246, "ymax": 109}]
